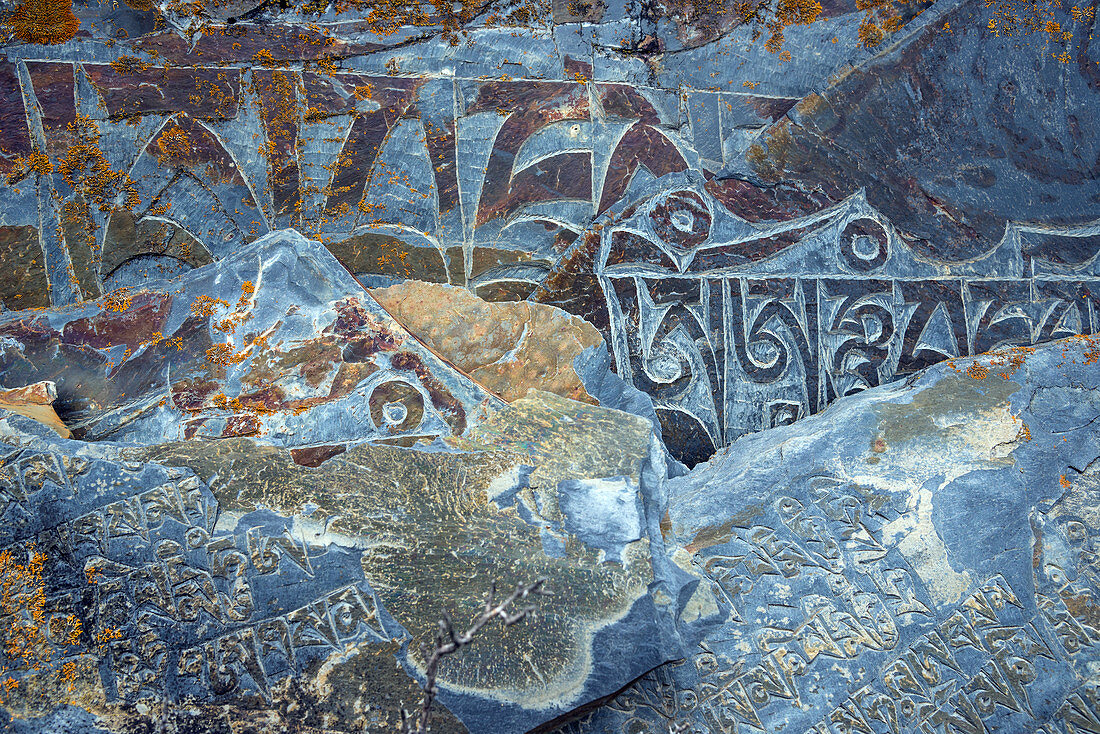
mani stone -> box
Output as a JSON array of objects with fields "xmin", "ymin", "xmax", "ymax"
[
  {"xmin": 0, "ymin": 347, "xmax": 668, "ymax": 733},
  {"xmin": 566, "ymin": 335, "xmax": 1100, "ymax": 734},
  {"xmin": 0, "ymin": 229, "xmax": 499, "ymax": 447}
]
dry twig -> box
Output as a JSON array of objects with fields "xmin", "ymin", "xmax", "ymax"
[{"xmin": 402, "ymin": 578, "xmax": 551, "ymax": 734}]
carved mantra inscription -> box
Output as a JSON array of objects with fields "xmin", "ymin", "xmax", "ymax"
[
  {"xmin": 663, "ymin": 475, "xmax": 1100, "ymax": 734},
  {"xmin": 599, "ymin": 188, "xmax": 1100, "ymax": 464},
  {"xmin": 0, "ymin": 447, "xmax": 394, "ymax": 703}
]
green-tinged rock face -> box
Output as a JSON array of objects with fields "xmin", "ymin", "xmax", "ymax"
[
  {"xmin": 134, "ymin": 391, "xmax": 656, "ymax": 709},
  {"xmin": 461, "ymin": 390, "xmax": 654, "ymax": 522}
]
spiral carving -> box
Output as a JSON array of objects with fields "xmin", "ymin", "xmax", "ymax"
[{"xmin": 368, "ymin": 380, "xmax": 425, "ymax": 433}]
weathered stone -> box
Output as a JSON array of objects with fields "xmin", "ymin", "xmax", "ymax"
[
  {"xmin": 0, "ymin": 381, "xmax": 70, "ymax": 437},
  {"xmin": 560, "ymin": 335, "xmax": 1100, "ymax": 733},
  {"xmin": 370, "ymin": 281, "xmax": 603, "ymax": 404},
  {"xmin": 2, "ymin": 0, "xmax": 1100, "ymax": 730},
  {"xmin": 0, "ymin": 229, "xmax": 498, "ymax": 445},
  {"xmin": 745, "ymin": 0, "xmax": 1100, "ymax": 261},
  {"xmin": 0, "ymin": 361, "xmax": 666, "ymax": 733}
]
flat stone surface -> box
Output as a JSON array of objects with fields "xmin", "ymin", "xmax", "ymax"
[{"xmin": 0, "ymin": 377, "xmax": 665, "ymax": 733}]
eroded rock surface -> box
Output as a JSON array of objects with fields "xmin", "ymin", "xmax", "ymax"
[
  {"xmin": 560, "ymin": 336, "xmax": 1100, "ymax": 733},
  {"xmin": 0, "ymin": 229, "xmax": 497, "ymax": 446},
  {"xmin": 370, "ymin": 281, "xmax": 602, "ymax": 404},
  {"xmin": 2, "ymin": 254, "xmax": 1099, "ymax": 733},
  {"xmin": 1, "ymin": 0, "xmax": 1099, "ymax": 728},
  {"xmin": 0, "ymin": 371, "xmax": 667, "ymax": 734}
]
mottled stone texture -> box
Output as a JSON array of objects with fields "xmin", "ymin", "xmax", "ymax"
[
  {"xmin": 3, "ymin": 297, "xmax": 1100, "ymax": 733},
  {"xmin": 560, "ymin": 336, "xmax": 1100, "ymax": 734},
  {"xmin": 0, "ymin": 356, "xmax": 667, "ymax": 734},
  {"xmin": 1, "ymin": 0, "xmax": 1099, "ymax": 729},
  {"xmin": 2, "ymin": 0, "xmax": 1097, "ymax": 467},
  {"xmin": 0, "ymin": 230, "xmax": 496, "ymax": 445},
  {"xmin": 370, "ymin": 280, "xmax": 602, "ymax": 404},
  {"xmin": 746, "ymin": 0, "xmax": 1100, "ymax": 261}
]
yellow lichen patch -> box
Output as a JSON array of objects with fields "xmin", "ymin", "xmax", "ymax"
[
  {"xmin": 252, "ymin": 49, "xmax": 277, "ymax": 65},
  {"xmin": 236, "ymin": 280, "xmax": 255, "ymax": 307},
  {"xmin": 190, "ymin": 294, "xmax": 231, "ymax": 319},
  {"xmin": 56, "ymin": 115, "xmax": 141, "ymax": 214},
  {"xmin": 205, "ymin": 343, "xmax": 249, "ymax": 365},
  {"xmin": 6, "ymin": 0, "xmax": 80, "ymax": 44},
  {"xmin": 101, "ymin": 288, "xmax": 134, "ymax": 312},
  {"xmin": 856, "ymin": 0, "xmax": 1094, "ymax": 54},
  {"xmin": 107, "ymin": 55, "xmax": 151, "ymax": 74},
  {"xmin": 5, "ymin": 150, "xmax": 53, "ymax": 186},
  {"xmin": 0, "ymin": 545, "xmax": 85, "ymax": 705},
  {"xmin": 966, "ymin": 361, "xmax": 990, "ymax": 379},
  {"xmin": 155, "ymin": 123, "xmax": 194, "ymax": 168},
  {"xmin": 216, "ymin": 311, "xmax": 252, "ymax": 334}
]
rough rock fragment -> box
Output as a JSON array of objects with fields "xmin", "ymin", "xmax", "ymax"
[
  {"xmin": 566, "ymin": 335, "xmax": 1100, "ymax": 733},
  {"xmin": 0, "ymin": 381, "xmax": 70, "ymax": 437},
  {"xmin": 0, "ymin": 229, "xmax": 498, "ymax": 446},
  {"xmin": 0, "ymin": 372, "xmax": 667, "ymax": 734},
  {"xmin": 370, "ymin": 280, "xmax": 603, "ymax": 404}
]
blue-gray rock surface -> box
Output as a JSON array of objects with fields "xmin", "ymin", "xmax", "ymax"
[
  {"xmin": 1, "ymin": 0, "xmax": 1099, "ymax": 729},
  {"xmin": 562, "ymin": 337, "xmax": 1100, "ymax": 733}
]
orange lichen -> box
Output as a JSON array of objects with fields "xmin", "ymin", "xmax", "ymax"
[
  {"xmin": 858, "ymin": 0, "xmax": 1095, "ymax": 53},
  {"xmin": 966, "ymin": 361, "xmax": 990, "ymax": 379},
  {"xmin": 1060, "ymin": 474, "xmax": 1072, "ymax": 489},
  {"xmin": 156, "ymin": 123, "xmax": 194, "ymax": 167},
  {"xmin": 986, "ymin": 344, "xmax": 1035, "ymax": 379},
  {"xmin": 1079, "ymin": 334, "xmax": 1100, "ymax": 365},
  {"xmin": 206, "ymin": 343, "xmax": 248, "ymax": 365},
  {"xmin": 216, "ymin": 312, "xmax": 251, "ymax": 334},
  {"xmin": 57, "ymin": 115, "xmax": 141, "ymax": 214},
  {"xmin": 236, "ymin": 280, "xmax": 255, "ymax": 309},
  {"xmin": 102, "ymin": 288, "xmax": 134, "ymax": 312},
  {"xmin": 108, "ymin": 55, "xmax": 151, "ymax": 74},
  {"xmin": 5, "ymin": 149, "xmax": 53, "ymax": 185},
  {"xmin": 6, "ymin": 0, "xmax": 80, "ymax": 44},
  {"xmin": 0, "ymin": 545, "xmax": 84, "ymax": 703},
  {"xmin": 191, "ymin": 295, "xmax": 231, "ymax": 319}
]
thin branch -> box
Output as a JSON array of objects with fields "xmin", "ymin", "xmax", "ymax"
[{"xmin": 402, "ymin": 577, "xmax": 551, "ymax": 734}]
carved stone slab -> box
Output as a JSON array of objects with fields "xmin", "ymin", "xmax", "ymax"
[{"xmin": 557, "ymin": 335, "xmax": 1100, "ymax": 734}]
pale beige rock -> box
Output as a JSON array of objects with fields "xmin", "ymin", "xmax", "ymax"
[
  {"xmin": 0, "ymin": 380, "xmax": 71, "ymax": 438},
  {"xmin": 370, "ymin": 281, "xmax": 602, "ymax": 404}
]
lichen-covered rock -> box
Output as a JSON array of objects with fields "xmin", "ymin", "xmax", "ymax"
[
  {"xmin": 0, "ymin": 358, "xmax": 668, "ymax": 733},
  {"xmin": 0, "ymin": 229, "xmax": 498, "ymax": 446}
]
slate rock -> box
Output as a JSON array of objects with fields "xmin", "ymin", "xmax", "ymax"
[
  {"xmin": 0, "ymin": 357, "xmax": 669, "ymax": 734},
  {"xmin": 745, "ymin": 0, "xmax": 1100, "ymax": 261},
  {"xmin": 0, "ymin": 381, "xmax": 70, "ymax": 437},
  {"xmin": 0, "ymin": 229, "xmax": 498, "ymax": 446},
  {"xmin": 558, "ymin": 335, "xmax": 1100, "ymax": 733}
]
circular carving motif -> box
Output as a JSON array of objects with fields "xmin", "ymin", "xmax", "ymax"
[
  {"xmin": 368, "ymin": 380, "xmax": 424, "ymax": 433},
  {"xmin": 650, "ymin": 190, "xmax": 712, "ymax": 250},
  {"xmin": 840, "ymin": 217, "xmax": 889, "ymax": 272}
]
